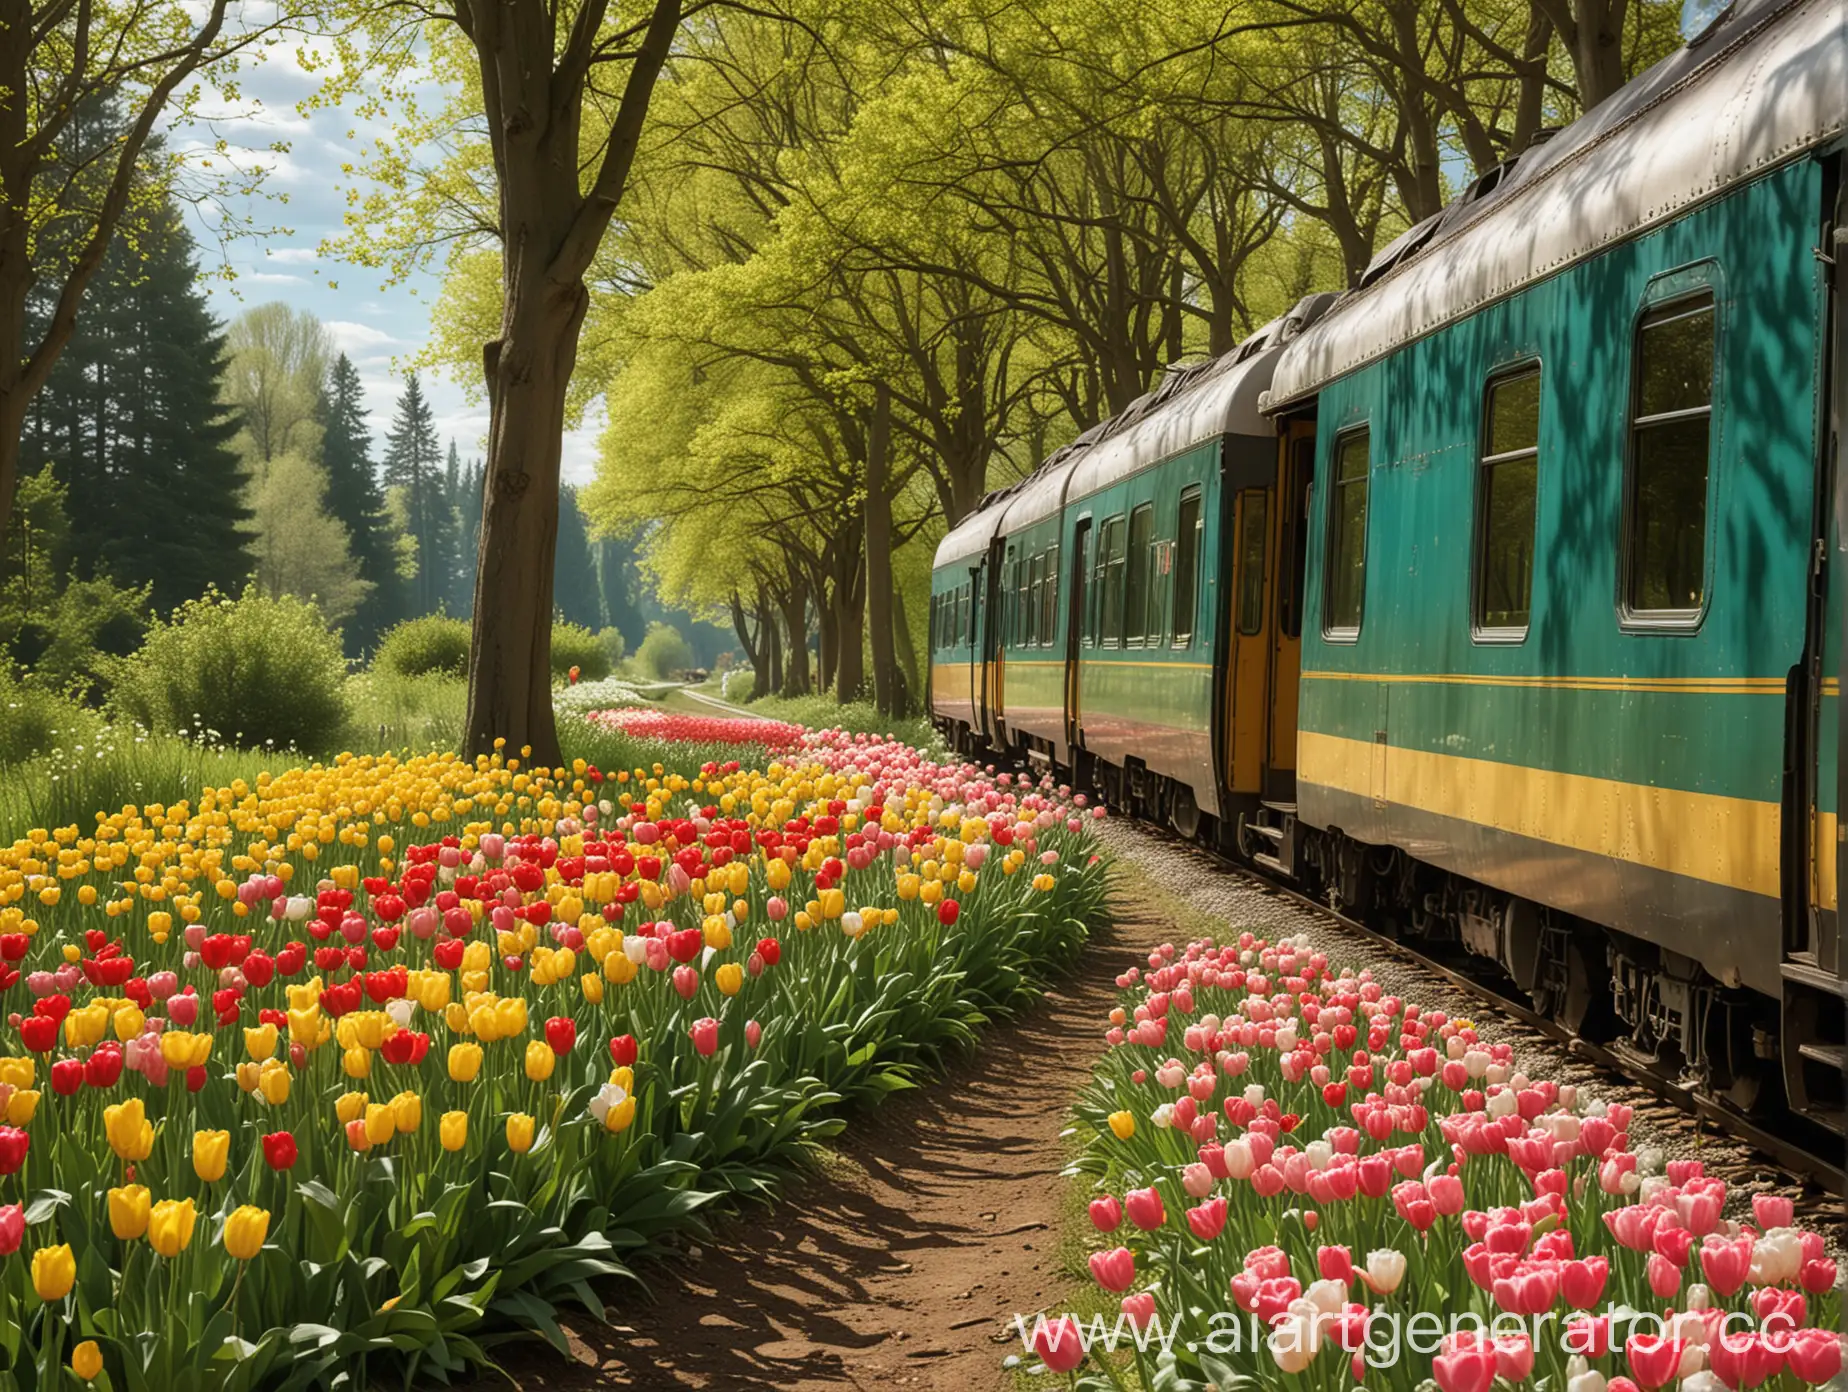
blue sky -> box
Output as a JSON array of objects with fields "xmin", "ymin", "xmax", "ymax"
[{"xmin": 184, "ymin": 41, "xmax": 604, "ymax": 484}]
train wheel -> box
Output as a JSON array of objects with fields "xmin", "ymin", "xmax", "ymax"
[{"xmin": 1169, "ymin": 784, "xmax": 1200, "ymax": 840}]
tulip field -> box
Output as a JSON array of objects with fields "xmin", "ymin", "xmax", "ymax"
[
  {"xmin": 1054, "ymin": 932, "xmax": 1842, "ymax": 1391},
  {"xmin": 0, "ymin": 725, "xmax": 1108, "ymax": 1389}
]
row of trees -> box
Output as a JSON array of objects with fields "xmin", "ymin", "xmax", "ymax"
[
  {"xmin": 517, "ymin": 0, "xmax": 1677, "ymax": 717},
  {"xmin": 4, "ymin": 0, "xmax": 1687, "ymax": 752}
]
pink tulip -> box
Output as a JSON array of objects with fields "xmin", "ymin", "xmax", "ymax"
[
  {"xmin": 1493, "ymin": 1335, "xmax": 1535, "ymax": 1383},
  {"xmin": 1626, "ymin": 1335, "xmax": 1688, "ymax": 1391},
  {"xmin": 744, "ymin": 1020, "xmax": 761, "ymax": 1050},
  {"xmin": 1120, "ymin": 1292, "xmax": 1157, "ymax": 1331},
  {"xmin": 1032, "ymin": 1315, "xmax": 1086, "ymax": 1373},
  {"xmin": 0, "ymin": 1203, "xmax": 21, "ymax": 1255},
  {"xmin": 1185, "ymin": 1197, "xmax": 1227, "ymax": 1242},
  {"xmin": 1433, "ymin": 1345, "xmax": 1497, "ymax": 1392},
  {"xmin": 1181, "ymin": 1163, "xmax": 1214, "ymax": 1198},
  {"xmin": 1561, "ymin": 1256, "xmax": 1609, "ymax": 1308},
  {"xmin": 1647, "ymin": 1253, "xmax": 1681, "ymax": 1300},
  {"xmin": 1089, "ymin": 1246, "xmax": 1136, "ymax": 1292},
  {"xmin": 1124, "ymin": 1187, "xmax": 1165, "ymax": 1231},
  {"xmin": 1319, "ymin": 1244, "xmax": 1354, "ymax": 1284},
  {"xmin": 672, "ymin": 965, "xmax": 699, "ymax": 1000},
  {"xmin": 1752, "ymin": 1193, "xmax": 1794, "ymax": 1231},
  {"xmin": 1786, "ymin": 1330, "xmax": 1843, "ymax": 1386},
  {"xmin": 689, "ymin": 1017, "xmax": 719, "ymax": 1057},
  {"xmin": 1700, "ymin": 1234, "xmax": 1754, "ymax": 1297},
  {"xmin": 1088, "ymin": 1196, "xmax": 1122, "ymax": 1233}
]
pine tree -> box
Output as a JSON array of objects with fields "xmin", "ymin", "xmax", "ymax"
[
  {"xmin": 552, "ymin": 485, "xmax": 599, "ymax": 629},
  {"xmin": 318, "ymin": 355, "xmax": 398, "ymax": 653},
  {"xmin": 454, "ymin": 455, "xmax": 484, "ymax": 616},
  {"xmin": 21, "ymin": 168, "xmax": 251, "ymax": 615},
  {"xmin": 380, "ymin": 375, "xmax": 450, "ymax": 616}
]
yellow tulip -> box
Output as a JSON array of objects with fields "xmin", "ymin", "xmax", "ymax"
[
  {"xmin": 108, "ymin": 1183, "xmax": 150, "ymax": 1239},
  {"xmin": 7, "ymin": 1088, "xmax": 39, "ymax": 1124},
  {"xmin": 1107, "ymin": 1110, "xmax": 1136, "ymax": 1140},
  {"xmin": 506, "ymin": 1112, "xmax": 535, "ymax": 1153},
  {"xmin": 440, "ymin": 1110, "xmax": 468, "ymax": 1152},
  {"xmin": 342, "ymin": 1045, "xmax": 372, "ymax": 1078},
  {"xmin": 148, "ymin": 1199, "xmax": 196, "ymax": 1258},
  {"xmin": 259, "ymin": 1061, "xmax": 291, "ymax": 1105},
  {"xmin": 244, "ymin": 1022, "xmax": 278, "ymax": 1060},
  {"xmin": 390, "ymin": 1091, "xmax": 422, "ymax": 1134},
  {"xmin": 104, "ymin": 1098, "xmax": 153, "ymax": 1160},
  {"xmin": 715, "ymin": 962, "xmax": 743, "ymax": 997},
  {"xmin": 603, "ymin": 1096, "xmax": 637, "ymax": 1134},
  {"xmin": 193, "ymin": 1129, "xmax": 230, "ymax": 1182},
  {"xmin": 72, "ymin": 1339, "xmax": 103, "ymax": 1381},
  {"xmin": 31, "ymin": 1244, "xmax": 75, "ymax": 1301},
  {"xmin": 523, "ymin": 1040, "xmax": 555, "ymax": 1082},
  {"xmin": 580, "ymin": 971, "xmax": 605, "ymax": 1004},
  {"xmin": 335, "ymin": 1091, "xmax": 369, "ymax": 1126},
  {"xmin": 495, "ymin": 997, "xmax": 528, "ymax": 1038},
  {"xmin": 113, "ymin": 1003, "xmax": 145, "ymax": 1041},
  {"xmin": 364, "ymin": 1103, "xmax": 395, "ymax": 1145},
  {"xmin": 603, "ymin": 950, "xmax": 637, "ymax": 984},
  {"xmin": 223, "ymin": 1205, "xmax": 270, "ymax": 1261},
  {"xmin": 448, "ymin": 1042, "xmax": 483, "ymax": 1082}
]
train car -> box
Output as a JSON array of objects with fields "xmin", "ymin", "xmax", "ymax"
[
  {"xmin": 1258, "ymin": 0, "xmax": 1845, "ymax": 1129},
  {"xmin": 932, "ymin": 296, "xmax": 1336, "ymax": 830},
  {"xmin": 930, "ymin": 0, "xmax": 1844, "ymax": 1141}
]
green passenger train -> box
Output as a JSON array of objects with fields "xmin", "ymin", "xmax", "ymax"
[{"xmin": 931, "ymin": 0, "xmax": 1846, "ymax": 1146}]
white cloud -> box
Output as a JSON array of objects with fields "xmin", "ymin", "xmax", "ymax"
[
  {"xmin": 264, "ymin": 247, "xmax": 321, "ymax": 264},
  {"xmin": 242, "ymin": 271, "xmax": 304, "ymax": 284}
]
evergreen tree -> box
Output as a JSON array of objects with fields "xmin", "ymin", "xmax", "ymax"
[
  {"xmin": 453, "ymin": 455, "xmax": 485, "ymax": 617},
  {"xmin": 22, "ymin": 179, "xmax": 251, "ymax": 615},
  {"xmin": 318, "ymin": 355, "xmax": 399, "ymax": 653},
  {"xmin": 380, "ymin": 375, "xmax": 451, "ymax": 616},
  {"xmin": 552, "ymin": 485, "xmax": 600, "ymax": 630}
]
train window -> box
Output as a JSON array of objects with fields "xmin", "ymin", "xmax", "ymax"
[
  {"xmin": 1476, "ymin": 369, "xmax": 1540, "ymax": 632},
  {"xmin": 1626, "ymin": 295, "xmax": 1715, "ymax": 615},
  {"xmin": 1171, "ymin": 489, "xmax": 1203, "ymax": 646},
  {"xmin": 1100, "ymin": 516, "xmax": 1126, "ymax": 646},
  {"xmin": 1236, "ymin": 490, "xmax": 1268, "ymax": 635},
  {"xmin": 1028, "ymin": 553, "xmax": 1045, "ymax": 646},
  {"xmin": 1042, "ymin": 544, "xmax": 1060, "ymax": 646},
  {"xmin": 1324, "ymin": 428, "xmax": 1370, "ymax": 636},
  {"xmin": 1125, "ymin": 504, "xmax": 1154, "ymax": 645}
]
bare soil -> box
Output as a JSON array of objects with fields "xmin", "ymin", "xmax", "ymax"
[{"xmin": 475, "ymin": 911, "xmax": 1144, "ymax": 1391}]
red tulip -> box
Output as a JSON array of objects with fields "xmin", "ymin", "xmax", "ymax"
[
  {"xmin": 1089, "ymin": 1195, "xmax": 1122, "ymax": 1232},
  {"xmin": 609, "ymin": 1034, "xmax": 638, "ymax": 1067},
  {"xmin": 937, "ymin": 900, "xmax": 959, "ymax": 926},
  {"xmin": 0, "ymin": 1203, "xmax": 21, "ymax": 1253},
  {"xmin": 755, "ymin": 937, "xmax": 781, "ymax": 966},
  {"xmin": 0, "ymin": 1127, "xmax": 27, "ymax": 1175},
  {"xmin": 1625, "ymin": 1335, "xmax": 1688, "ymax": 1390},
  {"xmin": 18, "ymin": 1014, "xmax": 56, "ymax": 1051},
  {"xmin": 1560, "ymin": 1255, "xmax": 1608, "ymax": 1309},
  {"xmin": 262, "ymin": 1131, "xmax": 298, "ymax": 1170},
  {"xmin": 544, "ymin": 1017, "xmax": 577, "ymax": 1055},
  {"xmin": 50, "ymin": 1058, "xmax": 82, "ymax": 1095},
  {"xmin": 1185, "ymin": 1197, "xmax": 1228, "ymax": 1241},
  {"xmin": 85, "ymin": 1044, "xmax": 123, "ymax": 1089}
]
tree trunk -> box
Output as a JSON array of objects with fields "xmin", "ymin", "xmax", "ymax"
[
  {"xmin": 778, "ymin": 580, "xmax": 810, "ymax": 695},
  {"xmin": 864, "ymin": 385, "xmax": 899, "ymax": 717},
  {"xmin": 893, "ymin": 582, "xmax": 920, "ymax": 717},
  {"xmin": 833, "ymin": 538, "xmax": 865, "ymax": 703},
  {"xmin": 464, "ymin": 282, "xmax": 585, "ymax": 768},
  {"xmin": 816, "ymin": 576, "xmax": 837, "ymax": 693},
  {"xmin": 729, "ymin": 589, "xmax": 761, "ymax": 673}
]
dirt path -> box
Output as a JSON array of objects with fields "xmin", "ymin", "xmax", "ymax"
[{"xmin": 480, "ymin": 909, "xmax": 1145, "ymax": 1392}]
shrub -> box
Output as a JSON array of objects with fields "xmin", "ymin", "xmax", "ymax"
[
  {"xmin": 635, "ymin": 621, "xmax": 693, "ymax": 679},
  {"xmin": 374, "ymin": 614, "xmax": 472, "ymax": 679},
  {"xmin": 0, "ymin": 665, "xmax": 97, "ymax": 766},
  {"xmin": 595, "ymin": 626, "xmax": 626, "ymax": 668},
  {"xmin": 108, "ymin": 588, "xmax": 350, "ymax": 752},
  {"xmin": 550, "ymin": 620, "xmax": 611, "ymax": 680}
]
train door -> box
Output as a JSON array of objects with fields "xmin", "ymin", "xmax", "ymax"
[
  {"xmin": 1267, "ymin": 419, "xmax": 1318, "ymax": 796},
  {"xmin": 1223, "ymin": 487, "xmax": 1271, "ymax": 792},
  {"xmin": 1784, "ymin": 155, "xmax": 1844, "ymax": 1134},
  {"xmin": 979, "ymin": 539, "xmax": 1007, "ymax": 746},
  {"xmin": 1065, "ymin": 519, "xmax": 1092, "ymax": 756}
]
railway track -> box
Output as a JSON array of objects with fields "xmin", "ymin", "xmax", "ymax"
[{"xmin": 635, "ymin": 689, "xmax": 1848, "ymax": 1198}]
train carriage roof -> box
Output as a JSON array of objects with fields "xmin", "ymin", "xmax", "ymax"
[
  {"xmin": 1266, "ymin": 0, "xmax": 1847, "ymax": 408},
  {"xmin": 933, "ymin": 294, "xmax": 1336, "ymax": 573}
]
